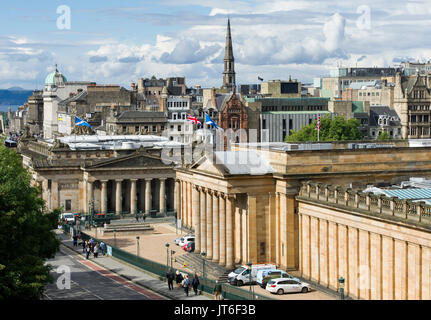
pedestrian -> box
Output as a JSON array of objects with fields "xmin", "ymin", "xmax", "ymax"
[
  {"xmin": 72, "ymin": 233, "xmax": 78, "ymax": 247},
  {"xmin": 175, "ymin": 270, "xmax": 183, "ymax": 288},
  {"xmin": 85, "ymin": 244, "xmax": 91, "ymax": 259},
  {"xmin": 183, "ymin": 275, "xmax": 191, "ymax": 296},
  {"xmin": 100, "ymin": 241, "xmax": 105, "ymax": 256},
  {"xmin": 192, "ymin": 273, "xmax": 200, "ymax": 295},
  {"xmin": 143, "ymin": 213, "xmax": 147, "ymax": 222},
  {"xmin": 166, "ymin": 269, "xmax": 175, "ymax": 290},
  {"xmin": 213, "ymin": 280, "xmax": 222, "ymax": 300},
  {"xmin": 93, "ymin": 243, "xmax": 99, "ymax": 258},
  {"xmin": 82, "ymin": 240, "xmax": 87, "ymax": 253}
]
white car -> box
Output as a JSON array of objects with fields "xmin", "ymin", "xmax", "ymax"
[
  {"xmin": 179, "ymin": 236, "xmax": 195, "ymax": 248},
  {"xmin": 266, "ymin": 278, "xmax": 311, "ymax": 295},
  {"xmin": 174, "ymin": 234, "xmax": 193, "ymax": 245}
]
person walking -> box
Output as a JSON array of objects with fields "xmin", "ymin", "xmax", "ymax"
[
  {"xmin": 183, "ymin": 275, "xmax": 191, "ymax": 297},
  {"xmin": 85, "ymin": 244, "xmax": 91, "ymax": 260},
  {"xmin": 72, "ymin": 233, "xmax": 78, "ymax": 247},
  {"xmin": 213, "ymin": 280, "xmax": 222, "ymax": 300},
  {"xmin": 143, "ymin": 213, "xmax": 147, "ymax": 222},
  {"xmin": 166, "ymin": 269, "xmax": 175, "ymax": 290},
  {"xmin": 100, "ymin": 241, "xmax": 105, "ymax": 256},
  {"xmin": 82, "ymin": 240, "xmax": 87, "ymax": 253},
  {"xmin": 175, "ymin": 270, "xmax": 183, "ymax": 288},
  {"xmin": 192, "ymin": 274, "xmax": 200, "ymax": 296},
  {"xmin": 93, "ymin": 243, "xmax": 99, "ymax": 258}
]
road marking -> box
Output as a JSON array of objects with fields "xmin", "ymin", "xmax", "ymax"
[{"xmin": 60, "ymin": 243, "xmax": 167, "ymax": 300}]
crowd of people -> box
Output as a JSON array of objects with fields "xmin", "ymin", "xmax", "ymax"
[
  {"xmin": 72, "ymin": 232, "xmax": 105, "ymax": 260},
  {"xmin": 165, "ymin": 269, "xmax": 223, "ymax": 299}
]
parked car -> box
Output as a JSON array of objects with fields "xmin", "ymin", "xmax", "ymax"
[
  {"xmin": 179, "ymin": 236, "xmax": 195, "ymax": 248},
  {"xmin": 174, "ymin": 234, "xmax": 193, "ymax": 245},
  {"xmin": 228, "ymin": 264, "xmax": 276, "ymax": 286},
  {"xmin": 256, "ymin": 269, "xmax": 300, "ymax": 288},
  {"xmin": 266, "ymin": 278, "xmax": 311, "ymax": 295},
  {"xmin": 186, "ymin": 242, "xmax": 195, "ymax": 253}
]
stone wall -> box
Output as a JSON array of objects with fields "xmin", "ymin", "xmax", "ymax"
[{"xmin": 297, "ymin": 181, "xmax": 431, "ymax": 300}]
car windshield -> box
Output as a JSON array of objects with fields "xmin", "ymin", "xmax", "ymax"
[{"xmin": 233, "ymin": 267, "xmax": 245, "ymax": 274}]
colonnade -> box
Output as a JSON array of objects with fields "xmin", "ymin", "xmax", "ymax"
[
  {"xmin": 176, "ymin": 179, "xmax": 235, "ymax": 269},
  {"xmin": 85, "ymin": 177, "xmax": 169, "ymax": 215}
]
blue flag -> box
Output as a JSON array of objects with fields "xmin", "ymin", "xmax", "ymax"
[
  {"xmin": 205, "ymin": 113, "xmax": 223, "ymax": 131},
  {"xmin": 75, "ymin": 116, "xmax": 92, "ymax": 128}
]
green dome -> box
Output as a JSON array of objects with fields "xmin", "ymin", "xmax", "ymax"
[{"xmin": 45, "ymin": 69, "xmax": 67, "ymax": 85}]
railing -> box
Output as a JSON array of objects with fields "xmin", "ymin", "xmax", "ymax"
[
  {"xmin": 297, "ymin": 181, "xmax": 431, "ymax": 226},
  {"xmin": 63, "ymin": 226, "xmax": 272, "ymax": 300}
]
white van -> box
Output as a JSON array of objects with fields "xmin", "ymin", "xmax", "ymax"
[
  {"xmin": 256, "ymin": 269, "xmax": 300, "ymax": 288},
  {"xmin": 61, "ymin": 213, "xmax": 75, "ymax": 224},
  {"xmin": 228, "ymin": 264, "xmax": 276, "ymax": 286}
]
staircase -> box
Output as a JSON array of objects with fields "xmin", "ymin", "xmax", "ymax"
[{"xmin": 176, "ymin": 252, "xmax": 231, "ymax": 282}]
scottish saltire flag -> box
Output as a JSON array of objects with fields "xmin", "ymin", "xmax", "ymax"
[
  {"xmin": 205, "ymin": 113, "xmax": 223, "ymax": 131},
  {"xmin": 75, "ymin": 116, "xmax": 92, "ymax": 128}
]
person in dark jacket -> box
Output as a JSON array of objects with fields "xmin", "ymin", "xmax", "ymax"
[
  {"xmin": 192, "ymin": 274, "xmax": 200, "ymax": 295},
  {"xmin": 183, "ymin": 275, "xmax": 191, "ymax": 296},
  {"xmin": 72, "ymin": 234, "xmax": 78, "ymax": 247},
  {"xmin": 166, "ymin": 269, "xmax": 175, "ymax": 290},
  {"xmin": 175, "ymin": 270, "xmax": 183, "ymax": 288}
]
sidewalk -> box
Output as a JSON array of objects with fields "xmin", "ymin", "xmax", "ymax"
[{"xmin": 56, "ymin": 230, "xmax": 211, "ymax": 300}]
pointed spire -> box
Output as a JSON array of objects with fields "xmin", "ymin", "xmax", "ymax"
[
  {"xmin": 224, "ymin": 18, "xmax": 234, "ymax": 60},
  {"xmin": 222, "ymin": 18, "xmax": 236, "ymax": 90}
]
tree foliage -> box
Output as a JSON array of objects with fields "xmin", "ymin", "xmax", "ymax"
[
  {"xmin": 377, "ymin": 130, "xmax": 390, "ymax": 140},
  {"xmin": 285, "ymin": 115, "xmax": 364, "ymax": 142},
  {"xmin": 0, "ymin": 145, "xmax": 60, "ymax": 299}
]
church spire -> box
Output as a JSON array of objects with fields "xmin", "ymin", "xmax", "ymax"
[{"xmin": 222, "ymin": 18, "xmax": 236, "ymax": 91}]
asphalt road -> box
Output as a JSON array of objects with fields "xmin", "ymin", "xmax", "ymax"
[{"xmin": 43, "ymin": 246, "xmax": 166, "ymax": 300}]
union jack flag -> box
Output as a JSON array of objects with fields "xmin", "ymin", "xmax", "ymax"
[
  {"xmin": 317, "ymin": 116, "xmax": 321, "ymax": 130},
  {"xmin": 187, "ymin": 114, "xmax": 201, "ymax": 125}
]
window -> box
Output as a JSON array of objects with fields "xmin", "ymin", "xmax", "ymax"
[
  {"xmin": 144, "ymin": 126, "xmax": 148, "ymax": 132},
  {"xmin": 173, "ymin": 113, "xmax": 177, "ymax": 120},
  {"xmin": 122, "ymin": 126, "xmax": 127, "ymax": 133},
  {"xmin": 178, "ymin": 125, "xmax": 182, "ymax": 132},
  {"xmin": 152, "ymin": 126, "xmax": 157, "ymax": 132},
  {"xmin": 65, "ymin": 200, "xmax": 71, "ymax": 211},
  {"xmin": 170, "ymin": 125, "xmax": 174, "ymax": 131},
  {"xmin": 135, "ymin": 126, "xmax": 139, "ymax": 132}
]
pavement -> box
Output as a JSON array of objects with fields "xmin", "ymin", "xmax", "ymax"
[{"xmin": 55, "ymin": 230, "xmax": 211, "ymax": 300}]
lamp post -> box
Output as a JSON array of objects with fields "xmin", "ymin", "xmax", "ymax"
[
  {"xmin": 338, "ymin": 277, "xmax": 345, "ymax": 300},
  {"xmin": 201, "ymin": 251, "xmax": 206, "ymax": 292},
  {"xmin": 136, "ymin": 236, "xmax": 140, "ymax": 257},
  {"xmin": 114, "ymin": 228, "xmax": 117, "ymax": 247},
  {"xmin": 165, "ymin": 243, "xmax": 170, "ymax": 272},
  {"xmin": 170, "ymin": 250, "xmax": 175, "ymax": 268},
  {"xmin": 247, "ymin": 262, "xmax": 253, "ymax": 300}
]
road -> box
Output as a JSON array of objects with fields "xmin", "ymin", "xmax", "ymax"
[{"xmin": 43, "ymin": 245, "xmax": 168, "ymax": 300}]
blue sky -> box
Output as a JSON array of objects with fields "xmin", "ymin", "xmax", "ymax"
[{"xmin": 2, "ymin": 0, "xmax": 431, "ymax": 89}]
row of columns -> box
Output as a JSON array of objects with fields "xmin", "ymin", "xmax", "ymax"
[
  {"xmin": 86, "ymin": 177, "xmax": 167, "ymax": 215},
  {"xmin": 178, "ymin": 183, "xmax": 235, "ymax": 269}
]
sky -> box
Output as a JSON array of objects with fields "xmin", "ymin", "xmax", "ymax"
[{"xmin": 1, "ymin": 0, "xmax": 431, "ymax": 90}]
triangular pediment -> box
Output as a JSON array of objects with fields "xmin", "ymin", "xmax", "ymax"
[
  {"xmin": 190, "ymin": 155, "xmax": 227, "ymax": 177},
  {"xmin": 84, "ymin": 151, "xmax": 173, "ymax": 169}
]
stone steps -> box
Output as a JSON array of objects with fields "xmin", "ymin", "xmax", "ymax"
[{"xmin": 176, "ymin": 252, "xmax": 229, "ymax": 282}]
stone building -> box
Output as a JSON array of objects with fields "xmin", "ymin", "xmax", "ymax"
[
  {"xmin": 19, "ymin": 135, "xmax": 180, "ymax": 215},
  {"xmin": 105, "ymin": 110, "xmax": 168, "ymax": 135},
  {"xmin": 393, "ymin": 72, "xmax": 431, "ymax": 139}
]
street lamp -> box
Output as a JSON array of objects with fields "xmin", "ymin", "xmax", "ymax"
[
  {"xmin": 165, "ymin": 243, "xmax": 170, "ymax": 272},
  {"xmin": 339, "ymin": 277, "xmax": 345, "ymax": 300},
  {"xmin": 247, "ymin": 262, "xmax": 253, "ymax": 300},
  {"xmin": 170, "ymin": 250, "xmax": 176, "ymax": 268},
  {"xmin": 136, "ymin": 236, "xmax": 140, "ymax": 257},
  {"xmin": 114, "ymin": 228, "xmax": 117, "ymax": 247},
  {"xmin": 201, "ymin": 251, "xmax": 206, "ymax": 292}
]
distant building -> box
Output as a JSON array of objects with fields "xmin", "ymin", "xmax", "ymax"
[
  {"xmin": 105, "ymin": 110, "xmax": 168, "ymax": 136},
  {"xmin": 260, "ymin": 78, "xmax": 302, "ymax": 98},
  {"xmin": 368, "ymin": 106, "xmax": 402, "ymax": 139}
]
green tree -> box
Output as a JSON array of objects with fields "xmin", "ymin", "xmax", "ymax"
[
  {"xmin": 0, "ymin": 144, "xmax": 60, "ymax": 300},
  {"xmin": 285, "ymin": 115, "xmax": 364, "ymax": 142},
  {"xmin": 377, "ymin": 130, "xmax": 390, "ymax": 140}
]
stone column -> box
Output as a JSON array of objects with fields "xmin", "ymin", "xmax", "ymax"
[
  {"xmin": 175, "ymin": 179, "xmax": 180, "ymax": 219},
  {"xmin": 213, "ymin": 192, "xmax": 220, "ymax": 262},
  {"xmin": 219, "ymin": 194, "xmax": 226, "ymax": 266},
  {"xmin": 87, "ymin": 180, "xmax": 94, "ymax": 213},
  {"xmin": 226, "ymin": 194, "xmax": 235, "ymax": 269},
  {"xmin": 192, "ymin": 185, "xmax": 201, "ymax": 253},
  {"xmin": 200, "ymin": 187, "xmax": 207, "ymax": 254},
  {"xmin": 115, "ymin": 179, "xmax": 122, "ymax": 215},
  {"xmin": 206, "ymin": 190, "xmax": 213, "ymax": 259},
  {"xmin": 101, "ymin": 180, "xmax": 108, "ymax": 214},
  {"xmin": 130, "ymin": 179, "xmax": 137, "ymax": 215},
  {"xmin": 159, "ymin": 178, "xmax": 166, "ymax": 214},
  {"xmin": 139, "ymin": 180, "xmax": 145, "ymax": 213},
  {"xmin": 145, "ymin": 178, "xmax": 152, "ymax": 214}
]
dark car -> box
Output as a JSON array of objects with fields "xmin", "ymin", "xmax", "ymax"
[{"xmin": 186, "ymin": 241, "xmax": 195, "ymax": 253}]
